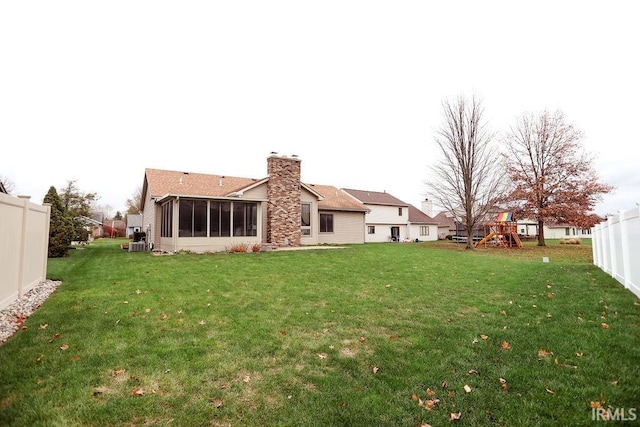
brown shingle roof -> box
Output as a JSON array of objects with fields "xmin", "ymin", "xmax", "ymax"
[
  {"xmin": 307, "ymin": 184, "xmax": 369, "ymax": 212},
  {"xmin": 408, "ymin": 205, "xmax": 438, "ymax": 224},
  {"xmin": 143, "ymin": 168, "xmax": 368, "ymax": 212},
  {"xmin": 341, "ymin": 188, "xmax": 408, "ymax": 206},
  {"xmin": 144, "ymin": 168, "xmax": 261, "ymax": 199}
]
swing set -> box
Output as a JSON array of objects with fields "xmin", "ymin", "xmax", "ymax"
[{"xmin": 474, "ymin": 212, "xmax": 523, "ymax": 249}]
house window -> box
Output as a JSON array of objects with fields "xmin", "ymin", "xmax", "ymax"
[
  {"xmin": 301, "ymin": 203, "xmax": 311, "ymax": 236},
  {"xmin": 398, "ymin": 207, "xmax": 402, "ymax": 216},
  {"xmin": 368, "ymin": 225, "xmax": 375, "ymax": 234},
  {"xmin": 179, "ymin": 200, "xmax": 207, "ymax": 237},
  {"xmin": 420, "ymin": 226, "xmax": 429, "ymax": 236},
  {"xmin": 320, "ymin": 213, "xmax": 333, "ymax": 233},
  {"xmin": 565, "ymin": 227, "xmax": 570, "ymax": 236},
  {"xmin": 161, "ymin": 201, "xmax": 173, "ymax": 237},
  {"xmin": 210, "ymin": 201, "xmax": 231, "ymax": 237},
  {"xmin": 233, "ymin": 202, "xmax": 257, "ymax": 237}
]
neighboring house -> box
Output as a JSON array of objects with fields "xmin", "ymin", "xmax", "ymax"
[
  {"xmin": 433, "ymin": 211, "xmax": 456, "ymax": 239},
  {"xmin": 406, "ymin": 204, "xmax": 439, "ymax": 241},
  {"xmin": 141, "ymin": 154, "xmax": 369, "ymax": 253},
  {"xmin": 74, "ymin": 215, "xmax": 103, "ymax": 240},
  {"xmin": 516, "ymin": 219, "xmax": 592, "ymax": 239},
  {"xmin": 126, "ymin": 214, "xmax": 143, "ymax": 237},
  {"xmin": 340, "ymin": 190, "xmax": 440, "ymax": 242},
  {"xmin": 341, "ymin": 188, "xmax": 409, "ymax": 242}
]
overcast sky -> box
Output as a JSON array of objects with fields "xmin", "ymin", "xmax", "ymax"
[{"xmin": 1, "ymin": 1, "xmax": 637, "ymax": 218}]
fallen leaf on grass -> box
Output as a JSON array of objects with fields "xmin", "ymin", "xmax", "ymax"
[
  {"xmin": 601, "ymin": 323, "xmax": 610, "ymax": 329},
  {"xmin": 111, "ymin": 369, "xmax": 126, "ymax": 376},
  {"xmin": 424, "ymin": 399, "xmax": 439, "ymax": 410},
  {"xmin": 450, "ymin": 412, "xmax": 462, "ymax": 421},
  {"xmin": 545, "ymin": 388, "xmax": 555, "ymax": 395},
  {"xmin": 499, "ymin": 378, "xmax": 508, "ymax": 393},
  {"xmin": 480, "ymin": 334, "xmax": 488, "ymax": 340},
  {"xmin": 501, "ymin": 341, "xmax": 511, "ymax": 350},
  {"xmin": 49, "ymin": 333, "xmax": 60, "ymax": 342},
  {"xmin": 71, "ymin": 355, "xmax": 80, "ymax": 361},
  {"xmin": 611, "ymin": 380, "xmax": 619, "ymax": 386},
  {"xmin": 60, "ymin": 344, "xmax": 69, "ymax": 351},
  {"xmin": 39, "ymin": 324, "xmax": 48, "ymax": 329},
  {"xmin": 210, "ymin": 397, "xmax": 223, "ymax": 408},
  {"xmin": 318, "ymin": 353, "xmax": 328, "ymax": 359},
  {"xmin": 131, "ymin": 388, "xmax": 144, "ymax": 396},
  {"xmin": 538, "ymin": 348, "xmax": 554, "ymax": 358},
  {"xmin": 547, "ymin": 292, "xmax": 553, "ymax": 298},
  {"xmin": 411, "ymin": 393, "xmax": 418, "ymax": 401},
  {"xmin": 576, "ymin": 352, "xmax": 584, "ymax": 358},
  {"xmin": 243, "ymin": 375, "xmax": 251, "ymax": 383},
  {"xmin": 426, "ymin": 388, "xmax": 436, "ymax": 397},
  {"xmin": 36, "ymin": 354, "xmax": 45, "ymax": 362},
  {"xmin": 464, "ymin": 385, "xmax": 472, "ymax": 393},
  {"xmin": 500, "ymin": 310, "xmax": 507, "ymax": 316},
  {"xmin": 467, "ymin": 369, "xmax": 478, "ymax": 375},
  {"xmin": 372, "ymin": 366, "xmax": 379, "ymax": 374}
]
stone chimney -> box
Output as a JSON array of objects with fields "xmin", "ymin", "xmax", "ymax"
[
  {"xmin": 266, "ymin": 154, "xmax": 302, "ymax": 247},
  {"xmin": 421, "ymin": 198, "xmax": 433, "ymax": 217}
]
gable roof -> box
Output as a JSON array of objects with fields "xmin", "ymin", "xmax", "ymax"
[
  {"xmin": 341, "ymin": 188, "xmax": 408, "ymax": 207},
  {"xmin": 433, "ymin": 211, "xmax": 456, "ymax": 229},
  {"xmin": 407, "ymin": 205, "xmax": 439, "ymax": 224},
  {"xmin": 307, "ymin": 184, "xmax": 369, "ymax": 212},
  {"xmin": 142, "ymin": 168, "xmax": 368, "ymax": 212},
  {"xmin": 144, "ymin": 168, "xmax": 260, "ymax": 199}
]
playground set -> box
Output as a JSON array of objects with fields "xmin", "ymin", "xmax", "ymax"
[{"xmin": 475, "ymin": 212, "xmax": 523, "ymax": 249}]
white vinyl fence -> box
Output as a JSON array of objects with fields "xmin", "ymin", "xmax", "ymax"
[
  {"xmin": 0, "ymin": 193, "xmax": 51, "ymax": 310},
  {"xmin": 592, "ymin": 205, "xmax": 640, "ymax": 299}
]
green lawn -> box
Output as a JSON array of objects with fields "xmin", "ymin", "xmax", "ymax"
[{"xmin": 1, "ymin": 239, "xmax": 639, "ymax": 426}]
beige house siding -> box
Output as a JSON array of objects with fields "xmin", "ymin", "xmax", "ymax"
[
  {"xmin": 318, "ymin": 211, "xmax": 365, "ymax": 245},
  {"xmin": 140, "ymin": 157, "xmax": 368, "ymax": 253}
]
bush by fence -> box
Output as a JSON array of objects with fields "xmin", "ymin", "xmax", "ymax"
[
  {"xmin": 0, "ymin": 193, "xmax": 51, "ymax": 310},
  {"xmin": 592, "ymin": 205, "xmax": 640, "ymax": 299}
]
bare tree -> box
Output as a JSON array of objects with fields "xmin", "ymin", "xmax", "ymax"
[
  {"xmin": 501, "ymin": 110, "xmax": 613, "ymax": 246},
  {"xmin": 0, "ymin": 174, "xmax": 16, "ymax": 194},
  {"xmin": 426, "ymin": 94, "xmax": 506, "ymax": 249},
  {"xmin": 125, "ymin": 185, "xmax": 143, "ymax": 214}
]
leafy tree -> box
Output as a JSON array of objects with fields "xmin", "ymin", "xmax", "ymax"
[
  {"xmin": 60, "ymin": 180, "xmax": 99, "ymax": 242},
  {"xmin": 43, "ymin": 186, "xmax": 74, "ymax": 257},
  {"xmin": 126, "ymin": 186, "xmax": 143, "ymax": 214},
  {"xmin": 426, "ymin": 94, "xmax": 506, "ymax": 249},
  {"xmin": 114, "ymin": 211, "xmax": 123, "ymax": 220},
  {"xmin": 501, "ymin": 110, "xmax": 613, "ymax": 246}
]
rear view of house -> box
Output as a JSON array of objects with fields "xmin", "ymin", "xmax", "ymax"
[{"xmin": 141, "ymin": 154, "xmax": 368, "ymax": 253}]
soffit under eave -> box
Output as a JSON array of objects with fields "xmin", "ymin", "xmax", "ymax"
[{"xmin": 154, "ymin": 193, "xmax": 268, "ymax": 204}]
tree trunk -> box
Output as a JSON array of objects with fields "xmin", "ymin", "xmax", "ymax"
[
  {"xmin": 466, "ymin": 219, "xmax": 475, "ymax": 250},
  {"xmin": 537, "ymin": 219, "xmax": 546, "ymax": 246}
]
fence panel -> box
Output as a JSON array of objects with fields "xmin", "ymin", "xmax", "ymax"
[
  {"xmin": 0, "ymin": 193, "xmax": 51, "ymax": 310},
  {"xmin": 592, "ymin": 206, "xmax": 640, "ymax": 299}
]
